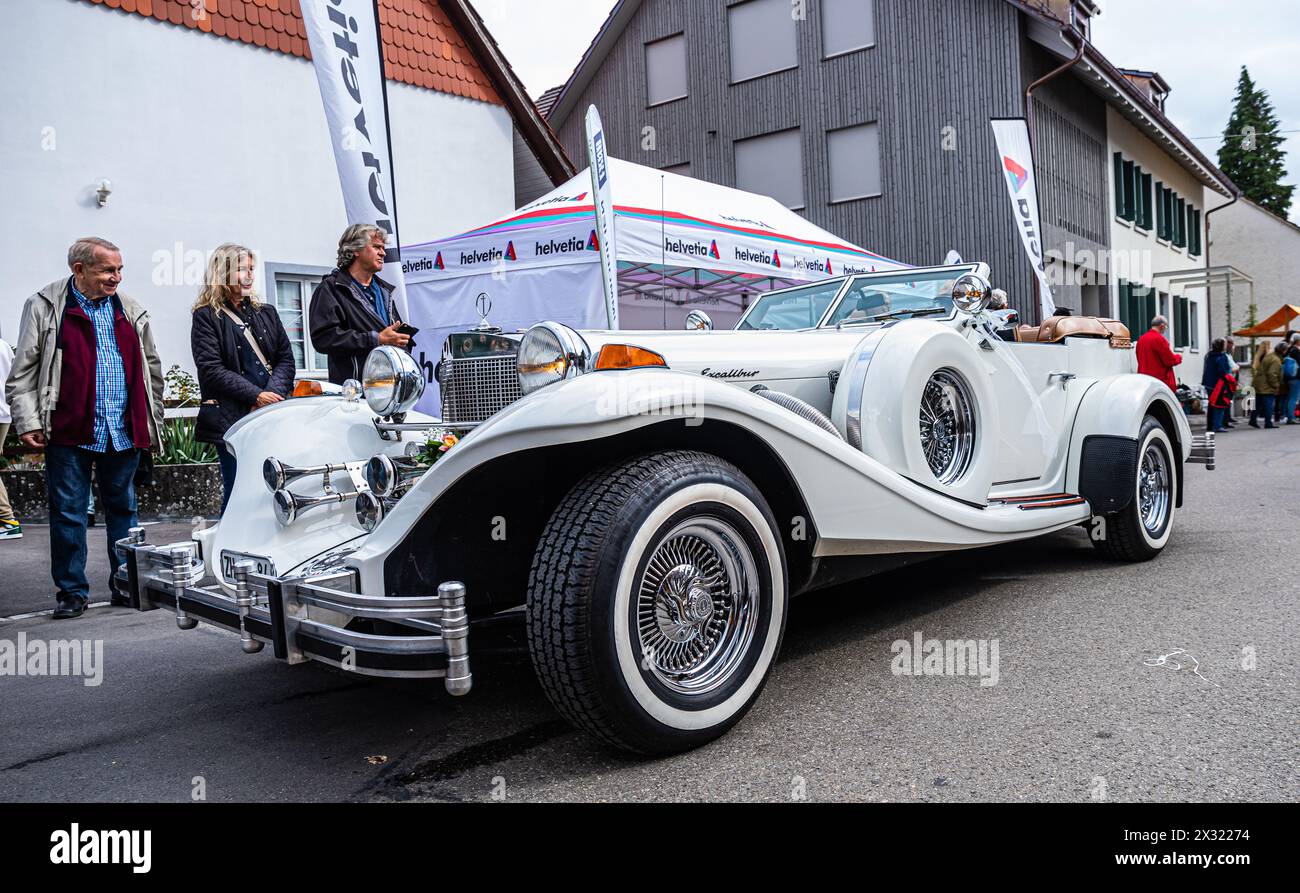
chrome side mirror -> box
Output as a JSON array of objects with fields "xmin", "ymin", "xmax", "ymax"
[
  {"xmin": 685, "ymin": 310, "xmax": 713, "ymax": 331},
  {"xmin": 952, "ymin": 273, "xmax": 993, "ymax": 314}
]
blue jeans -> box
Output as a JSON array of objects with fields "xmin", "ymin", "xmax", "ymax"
[
  {"xmin": 1257, "ymin": 394, "xmax": 1277, "ymax": 425},
  {"xmin": 1209, "ymin": 406, "xmax": 1226, "ymax": 432},
  {"xmin": 217, "ymin": 443, "xmax": 237, "ymax": 513},
  {"xmin": 45, "ymin": 445, "xmax": 139, "ymax": 601}
]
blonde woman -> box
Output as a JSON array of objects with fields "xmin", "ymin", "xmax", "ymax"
[
  {"xmin": 1248, "ymin": 340, "xmax": 1280, "ymax": 429},
  {"xmin": 190, "ymin": 243, "xmax": 295, "ymax": 510}
]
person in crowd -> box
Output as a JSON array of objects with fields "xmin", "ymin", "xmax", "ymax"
[
  {"xmin": 1222, "ymin": 337, "xmax": 1239, "ymax": 427},
  {"xmin": 0, "ymin": 327, "xmax": 19, "ymax": 540},
  {"xmin": 1201, "ymin": 339, "xmax": 1234, "ymax": 434},
  {"xmin": 1135, "ymin": 315, "xmax": 1182, "ymax": 391},
  {"xmin": 1248, "ymin": 339, "xmax": 1281, "ymax": 429},
  {"xmin": 1272, "ymin": 340, "xmax": 1292, "ymax": 424},
  {"xmin": 191, "ymin": 243, "xmax": 296, "ymax": 511},
  {"xmin": 4, "ymin": 237, "xmax": 164, "ymax": 618},
  {"xmin": 308, "ymin": 224, "xmax": 412, "ymax": 385},
  {"xmin": 1282, "ymin": 333, "xmax": 1300, "ymax": 425}
]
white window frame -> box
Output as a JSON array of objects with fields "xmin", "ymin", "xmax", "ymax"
[{"xmin": 266, "ymin": 262, "xmax": 331, "ymax": 378}]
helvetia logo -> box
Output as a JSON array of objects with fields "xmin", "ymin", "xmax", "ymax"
[
  {"xmin": 459, "ymin": 246, "xmax": 503, "ymax": 266},
  {"xmin": 664, "ymin": 237, "xmax": 712, "ymax": 258},
  {"xmin": 734, "ymin": 246, "xmax": 782, "ymax": 267},
  {"xmin": 772, "ymin": 249, "xmax": 782, "ymax": 269},
  {"xmin": 586, "ymin": 229, "xmax": 600, "ymax": 251},
  {"xmin": 710, "ymin": 240, "xmax": 720, "ymax": 260},
  {"xmin": 826, "ymin": 259, "xmax": 833, "ymax": 275},
  {"xmin": 1003, "ymin": 155, "xmax": 1030, "ymax": 193},
  {"xmin": 535, "ymin": 236, "xmax": 587, "ymax": 256},
  {"xmin": 402, "ymin": 256, "xmax": 434, "ymax": 274},
  {"xmin": 504, "ymin": 241, "xmax": 517, "ymax": 261},
  {"xmin": 434, "ymin": 251, "xmax": 444, "ymax": 270}
]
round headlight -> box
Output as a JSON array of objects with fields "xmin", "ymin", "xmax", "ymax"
[
  {"xmin": 518, "ymin": 322, "xmax": 587, "ymax": 395},
  {"xmin": 363, "ymin": 346, "xmax": 425, "ymax": 416},
  {"xmin": 951, "ymin": 274, "xmax": 993, "ymax": 314},
  {"xmin": 364, "ymin": 455, "xmax": 396, "ymax": 497}
]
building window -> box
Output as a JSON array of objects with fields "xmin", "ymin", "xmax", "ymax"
[
  {"xmin": 827, "ymin": 123, "xmax": 881, "ymax": 202},
  {"xmin": 645, "ymin": 34, "xmax": 687, "ymax": 107},
  {"xmin": 1189, "ymin": 300, "xmax": 1200, "ymax": 350},
  {"xmin": 728, "ymin": 0, "xmax": 797, "ymax": 84},
  {"xmin": 1137, "ymin": 170, "xmax": 1153, "ymax": 231},
  {"xmin": 268, "ymin": 266, "xmax": 329, "ymax": 375},
  {"xmin": 822, "ymin": 0, "xmax": 875, "ymax": 58},
  {"xmin": 1174, "ymin": 197, "xmax": 1187, "ymax": 247},
  {"xmin": 1187, "ymin": 206, "xmax": 1202, "ymax": 256},
  {"xmin": 735, "ymin": 128, "xmax": 804, "ymax": 209},
  {"xmin": 1175, "ymin": 296, "xmax": 1190, "ymax": 349},
  {"xmin": 1117, "ymin": 280, "xmax": 1157, "ymax": 334}
]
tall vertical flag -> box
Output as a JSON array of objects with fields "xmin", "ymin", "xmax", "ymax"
[
  {"xmin": 301, "ymin": 0, "xmax": 408, "ymax": 317},
  {"xmin": 990, "ymin": 118, "xmax": 1055, "ymax": 323},
  {"xmin": 585, "ymin": 105, "xmax": 620, "ymax": 329}
]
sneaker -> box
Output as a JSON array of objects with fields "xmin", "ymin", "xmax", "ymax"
[{"xmin": 0, "ymin": 520, "xmax": 20, "ymax": 540}]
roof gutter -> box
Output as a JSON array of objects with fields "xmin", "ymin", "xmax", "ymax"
[{"xmin": 1024, "ymin": 24, "xmax": 1085, "ymax": 154}]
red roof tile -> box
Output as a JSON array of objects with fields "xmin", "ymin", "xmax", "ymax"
[{"xmin": 82, "ymin": 0, "xmax": 502, "ymax": 105}]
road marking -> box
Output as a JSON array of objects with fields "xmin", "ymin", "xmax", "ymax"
[{"xmin": 0, "ymin": 602, "xmax": 113, "ymax": 625}]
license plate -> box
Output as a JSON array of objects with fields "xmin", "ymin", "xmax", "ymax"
[{"xmin": 221, "ymin": 551, "xmax": 276, "ymax": 582}]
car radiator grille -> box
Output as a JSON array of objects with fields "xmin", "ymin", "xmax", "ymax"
[{"xmin": 440, "ymin": 355, "xmax": 522, "ymax": 425}]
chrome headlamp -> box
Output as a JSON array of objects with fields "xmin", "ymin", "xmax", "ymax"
[
  {"xmin": 951, "ymin": 273, "xmax": 993, "ymax": 314},
  {"xmin": 355, "ymin": 491, "xmax": 388, "ymax": 533},
  {"xmin": 363, "ymin": 346, "xmax": 425, "ymax": 416},
  {"xmin": 364, "ymin": 454, "xmax": 426, "ymax": 497},
  {"xmin": 517, "ymin": 322, "xmax": 590, "ymax": 396}
]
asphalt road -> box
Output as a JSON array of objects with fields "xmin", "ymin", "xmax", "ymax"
[{"xmin": 2, "ymin": 421, "xmax": 1296, "ymax": 803}]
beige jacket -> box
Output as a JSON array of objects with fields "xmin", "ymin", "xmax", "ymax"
[{"xmin": 4, "ymin": 278, "xmax": 165, "ymax": 449}]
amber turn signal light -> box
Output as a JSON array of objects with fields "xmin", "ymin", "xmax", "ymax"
[
  {"xmin": 594, "ymin": 344, "xmax": 668, "ymax": 371},
  {"xmin": 292, "ymin": 379, "xmax": 324, "ymax": 398}
]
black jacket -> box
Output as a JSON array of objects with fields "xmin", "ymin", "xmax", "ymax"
[
  {"xmin": 308, "ymin": 268, "xmax": 412, "ymax": 384},
  {"xmin": 191, "ymin": 302, "xmax": 296, "ymax": 443}
]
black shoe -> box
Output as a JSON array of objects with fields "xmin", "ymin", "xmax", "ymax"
[
  {"xmin": 1265, "ymin": 423, "xmax": 1278, "ymax": 429},
  {"xmin": 87, "ymin": 512, "xmax": 96, "ymax": 528},
  {"xmin": 53, "ymin": 594, "xmax": 88, "ymax": 619},
  {"xmin": 109, "ymin": 593, "xmax": 132, "ymax": 607},
  {"xmin": 1248, "ymin": 420, "xmax": 1260, "ymax": 429}
]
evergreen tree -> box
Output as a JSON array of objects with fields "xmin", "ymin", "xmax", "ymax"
[{"xmin": 1217, "ymin": 66, "xmax": 1294, "ymax": 217}]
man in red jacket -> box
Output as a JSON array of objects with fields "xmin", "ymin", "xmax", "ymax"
[{"xmin": 1136, "ymin": 315, "xmax": 1182, "ymax": 390}]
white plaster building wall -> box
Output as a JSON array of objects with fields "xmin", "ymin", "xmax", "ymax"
[
  {"xmin": 1106, "ymin": 107, "xmax": 1213, "ymax": 387},
  {"xmin": 1206, "ymin": 197, "xmax": 1300, "ymax": 345},
  {"xmin": 0, "ymin": 0, "xmax": 515, "ymax": 378}
]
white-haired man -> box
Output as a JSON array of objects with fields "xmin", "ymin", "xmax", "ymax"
[
  {"xmin": 5, "ymin": 238, "xmax": 164, "ymax": 618},
  {"xmin": 308, "ymin": 224, "xmax": 413, "ymax": 385}
]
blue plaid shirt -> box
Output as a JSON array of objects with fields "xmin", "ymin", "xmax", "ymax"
[{"xmin": 70, "ymin": 280, "xmax": 133, "ymax": 452}]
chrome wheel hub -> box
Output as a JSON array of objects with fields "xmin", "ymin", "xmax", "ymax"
[
  {"xmin": 636, "ymin": 517, "xmax": 760, "ymax": 696},
  {"xmin": 1138, "ymin": 442, "xmax": 1171, "ymax": 536},
  {"xmin": 919, "ymin": 369, "xmax": 976, "ymax": 484}
]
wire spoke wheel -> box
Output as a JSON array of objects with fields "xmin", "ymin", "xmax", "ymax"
[
  {"xmin": 1137, "ymin": 441, "xmax": 1171, "ymax": 536},
  {"xmin": 635, "ymin": 517, "xmax": 759, "ymax": 697},
  {"xmin": 918, "ymin": 369, "xmax": 976, "ymax": 484}
]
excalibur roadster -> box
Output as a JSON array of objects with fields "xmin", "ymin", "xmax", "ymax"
[{"xmin": 117, "ymin": 263, "xmax": 1214, "ymax": 754}]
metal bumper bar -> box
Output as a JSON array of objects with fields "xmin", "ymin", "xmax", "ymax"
[
  {"xmin": 1187, "ymin": 432, "xmax": 1216, "ymax": 471},
  {"xmin": 115, "ymin": 528, "xmax": 471, "ymax": 695}
]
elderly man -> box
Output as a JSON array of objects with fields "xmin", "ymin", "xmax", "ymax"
[
  {"xmin": 309, "ymin": 224, "xmax": 412, "ymax": 385},
  {"xmin": 1135, "ymin": 314, "xmax": 1182, "ymax": 391},
  {"xmin": 5, "ymin": 238, "xmax": 164, "ymax": 618}
]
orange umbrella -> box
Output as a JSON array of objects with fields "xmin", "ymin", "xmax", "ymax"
[{"xmin": 1233, "ymin": 304, "xmax": 1300, "ymax": 338}]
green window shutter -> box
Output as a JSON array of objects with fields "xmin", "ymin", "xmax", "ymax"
[
  {"xmin": 1113, "ymin": 153, "xmax": 1124, "ymax": 215},
  {"xmin": 1122, "ymin": 160, "xmax": 1136, "ymax": 221},
  {"xmin": 1142, "ymin": 287, "xmax": 1157, "ymax": 330},
  {"xmin": 1141, "ymin": 173, "xmax": 1153, "ymax": 230},
  {"xmin": 1189, "ymin": 208, "xmax": 1202, "ymax": 256},
  {"xmin": 1116, "ymin": 280, "xmax": 1128, "ymax": 329},
  {"xmin": 1175, "ymin": 197, "xmax": 1186, "ymax": 247},
  {"xmin": 1163, "ymin": 188, "xmax": 1173, "ymax": 240},
  {"xmin": 1176, "ymin": 297, "xmax": 1190, "ymax": 348},
  {"xmin": 1155, "ymin": 182, "xmax": 1165, "ymax": 236},
  {"xmin": 1133, "ymin": 165, "xmax": 1143, "ymax": 227}
]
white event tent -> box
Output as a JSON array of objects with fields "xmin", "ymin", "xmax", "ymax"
[{"xmin": 399, "ymin": 157, "xmax": 907, "ymax": 412}]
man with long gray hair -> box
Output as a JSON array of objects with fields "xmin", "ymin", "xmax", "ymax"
[
  {"xmin": 308, "ymin": 224, "xmax": 413, "ymax": 384},
  {"xmin": 5, "ymin": 237, "xmax": 164, "ymax": 618}
]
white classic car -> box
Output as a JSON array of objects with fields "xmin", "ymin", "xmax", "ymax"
[{"xmin": 118, "ymin": 263, "xmax": 1214, "ymax": 754}]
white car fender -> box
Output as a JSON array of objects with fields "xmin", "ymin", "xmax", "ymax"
[{"xmin": 1064, "ymin": 373, "xmax": 1191, "ymax": 500}]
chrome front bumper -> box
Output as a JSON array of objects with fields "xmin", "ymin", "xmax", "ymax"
[{"xmin": 115, "ymin": 528, "xmax": 472, "ymax": 695}]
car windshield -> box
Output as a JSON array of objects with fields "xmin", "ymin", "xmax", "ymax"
[
  {"xmin": 735, "ymin": 279, "xmax": 846, "ymax": 330},
  {"xmin": 824, "ymin": 269, "xmax": 968, "ymax": 327}
]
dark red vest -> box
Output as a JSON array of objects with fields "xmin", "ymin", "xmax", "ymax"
[{"xmin": 49, "ymin": 292, "xmax": 152, "ymax": 450}]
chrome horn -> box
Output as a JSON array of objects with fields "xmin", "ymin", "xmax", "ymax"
[
  {"xmin": 272, "ymin": 488, "xmax": 354, "ymax": 527},
  {"xmin": 263, "ymin": 457, "xmax": 349, "ymax": 493},
  {"xmin": 364, "ymin": 454, "xmax": 428, "ymax": 498}
]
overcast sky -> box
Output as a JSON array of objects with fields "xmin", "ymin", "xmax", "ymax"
[{"xmin": 476, "ymin": 1, "xmax": 1299, "ymax": 223}]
